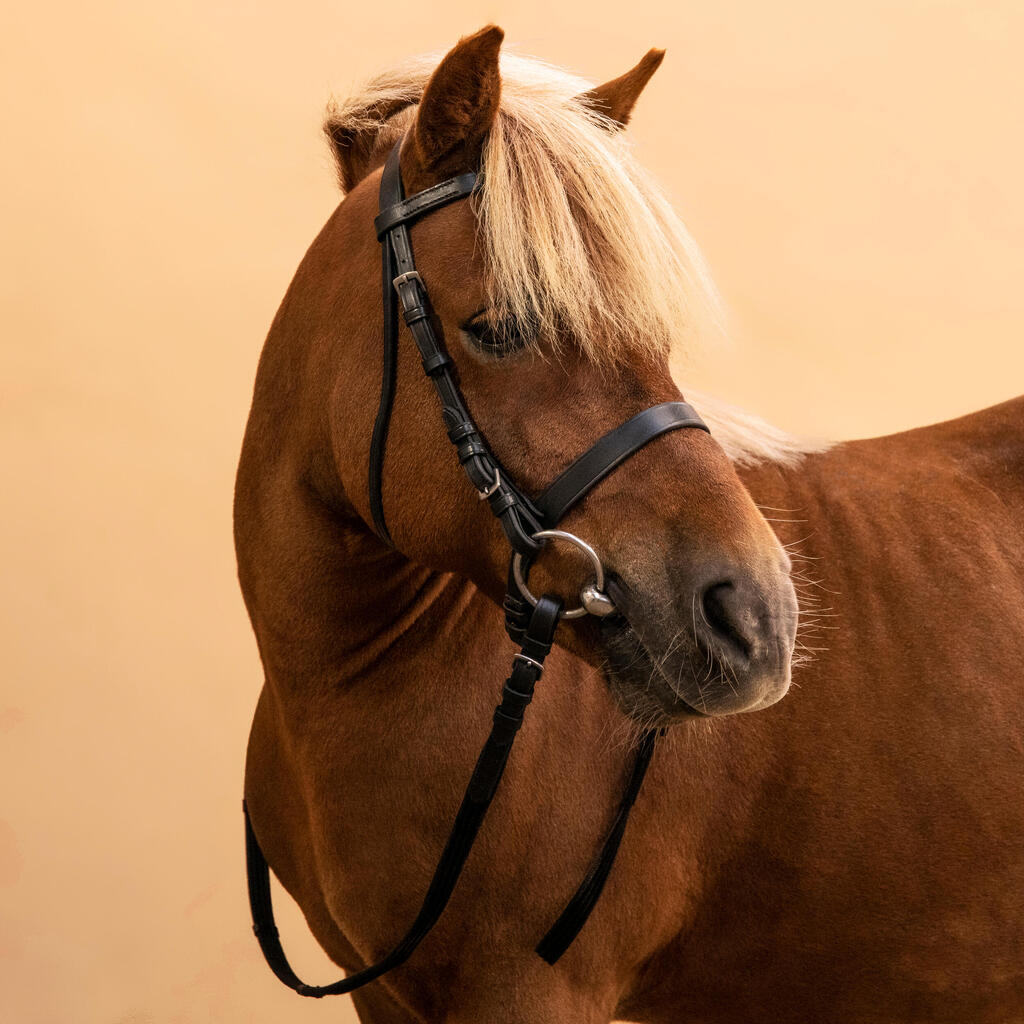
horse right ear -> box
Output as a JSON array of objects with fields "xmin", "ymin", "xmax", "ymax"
[{"xmin": 403, "ymin": 25, "xmax": 504, "ymax": 185}]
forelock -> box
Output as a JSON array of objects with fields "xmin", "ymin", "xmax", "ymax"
[{"xmin": 325, "ymin": 50, "xmax": 722, "ymax": 365}]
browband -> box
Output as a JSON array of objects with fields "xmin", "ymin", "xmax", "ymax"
[{"xmin": 373, "ymin": 172, "xmax": 479, "ymax": 239}]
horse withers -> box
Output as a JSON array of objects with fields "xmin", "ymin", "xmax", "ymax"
[{"xmin": 235, "ymin": 26, "xmax": 1024, "ymax": 1024}]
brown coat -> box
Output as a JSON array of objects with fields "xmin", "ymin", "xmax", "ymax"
[{"xmin": 235, "ymin": 26, "xmax": 1024, "ymax": 1024}]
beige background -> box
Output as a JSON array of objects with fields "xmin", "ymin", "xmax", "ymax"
[{"xmin": 2, "ymin": 1, "xmax": 1021, "ymax": 1021}]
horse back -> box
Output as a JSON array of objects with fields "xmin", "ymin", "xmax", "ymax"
[{"xmin": 902, "ymin": 392, "xmax": 1024, "ymax": 506}]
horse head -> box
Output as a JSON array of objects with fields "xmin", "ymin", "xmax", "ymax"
[{"xmin": 323, "ymin": 26, "xmax": 797, "ymax": 720}]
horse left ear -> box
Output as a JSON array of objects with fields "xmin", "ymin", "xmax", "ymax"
[
  {"xmin": 578, "ymin": 49, "xmax": 665, "ymax": 129},
  {"xmin": 404, "ymin": 25, "xmax": 504, "ymax": 183},
  {"xmin": 325, "ymin": 97, "xmax": 416, "ymax": 193}
]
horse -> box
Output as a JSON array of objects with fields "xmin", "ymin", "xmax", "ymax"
[{"xmin": 234, "ymin": 26, "xmax": 1024, "ymax": 1024}]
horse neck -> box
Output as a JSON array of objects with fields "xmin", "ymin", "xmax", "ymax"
[
  {"xmin": 237, "ymin": 448, "xmax": 493, "ymax": 698},
  {"xmin": 237, "ymin": 193, "xmax": 614, "ymax": 724},
  {"xmin": 327, "ymin": 533, "xmax": 490, "ymax": 680}
]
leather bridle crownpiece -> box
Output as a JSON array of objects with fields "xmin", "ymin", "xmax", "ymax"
[{"xmin": 244, "ymin": 138, "xmax": 710, "ymax": 996}]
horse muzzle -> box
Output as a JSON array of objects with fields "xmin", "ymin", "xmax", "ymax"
[{"xmin": 600, "ymin": 563, "xmax": 798, "ymax": 720}]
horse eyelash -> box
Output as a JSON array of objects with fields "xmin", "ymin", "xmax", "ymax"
[{"xmin": 461, "ymin": 312, "xmax": 527, "ymax": 356}]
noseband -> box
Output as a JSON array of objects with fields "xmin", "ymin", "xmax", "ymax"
[{"xmin": 244, "ymin": 139, "xmax": 710, "ymax": 996}]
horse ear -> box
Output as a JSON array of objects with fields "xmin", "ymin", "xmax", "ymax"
[
  {"xmin": 404, "ymin": 25, "xmax": 504, "ymax": 182},
  {"xmin": 578, "ymin": 49, "xmax": 665, "ymax": 129},
  {"xmin": 324, "ymin": 98, "xmax": 415, "ymax": 194}
]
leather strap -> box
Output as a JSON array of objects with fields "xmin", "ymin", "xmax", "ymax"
[
  {"xmin": 245, "ymin": 596, "xmax": 563, "ymax": 997},
  {"xmin": 535, "ymin": 727, "xmax": 660, "ymax": 962},
  {"xmin": 368, "ymin": 205, "xmax": 401, "ymax": 543},
  {"xmin": 537, "ymin": 402, "xmax": 708, "ymax": 526},
  {"xmin": 373, "ymin": 172, "xmax": 478, "ymax": 239}
]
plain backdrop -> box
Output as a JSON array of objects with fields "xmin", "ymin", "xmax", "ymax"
[{"xmin": 2, "ymin": 2, "xmax": 1021, "ymax": 1021}]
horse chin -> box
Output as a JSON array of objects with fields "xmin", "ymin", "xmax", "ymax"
[{"xmin": 597, "ymin": 616, "xmax": 792, "ymax": 724}]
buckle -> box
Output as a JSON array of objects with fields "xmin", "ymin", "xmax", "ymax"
[
  {"xmin": 392, "ymin": 270, "xmax": 423, "ymax": 293},
  {"xmin": 477, "ymin": 467, "xmax": 502, "ymax": 501}
]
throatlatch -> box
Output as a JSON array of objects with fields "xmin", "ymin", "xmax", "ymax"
[{"xmin": 244, "ymin": 138, "xmax": 710, "ymax": 996}]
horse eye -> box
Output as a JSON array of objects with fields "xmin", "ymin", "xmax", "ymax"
[{"xmin": 462, "ymin": 315, "xmax": 527, "ymax": 357}]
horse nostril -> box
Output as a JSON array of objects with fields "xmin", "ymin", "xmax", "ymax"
[{"xmin": 700, "ymin": 581, "xmax": 753, "ymax": 661}]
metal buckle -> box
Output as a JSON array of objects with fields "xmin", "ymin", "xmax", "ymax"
[
  {"xmin": 513, "ymin": 653, "xmax": 545, "ymax": 673},
  {"xmin": 477, "ymin": 467, "xmax": 502, "ymax": 501},
  {"xmin": 511, "ymin": 529, "xmax": 616, "ymax": 620},
  {"xmin": 392, "ymin": 270, "xmax": 423, "ymax": 293}
]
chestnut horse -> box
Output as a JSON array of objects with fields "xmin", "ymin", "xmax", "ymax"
[{"xmin": 235, "ymin": 27, "xmax": 1024, "ymax": 1024}]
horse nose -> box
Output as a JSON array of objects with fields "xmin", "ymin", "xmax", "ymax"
[{"xmin": 699, "ymin": 578, "xmax": 766, "ymax": 669}]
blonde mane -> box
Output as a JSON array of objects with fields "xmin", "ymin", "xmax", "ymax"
[{"xmin": 325, "ymin": 50, "xmax": 830, "ymax": 466}]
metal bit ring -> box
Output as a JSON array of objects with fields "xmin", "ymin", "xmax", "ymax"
[{"xmin": 511, "ymin": 529, "xmax": 614, "ymax": 619}]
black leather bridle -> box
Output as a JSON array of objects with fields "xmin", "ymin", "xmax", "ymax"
[{"xmin": 243, "ymin": 138, "xmax": 710, "ymax": 996}]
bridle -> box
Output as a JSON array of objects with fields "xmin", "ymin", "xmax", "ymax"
[{"xmin": 243, "ymin": 138, "xmax": 710, "ymax": 996}]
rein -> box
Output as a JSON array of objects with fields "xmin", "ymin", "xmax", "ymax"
[{"xmin": 243, "ymin": 139, "xmax": 710, "ymax": 995}]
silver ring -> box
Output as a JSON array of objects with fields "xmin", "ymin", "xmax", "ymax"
[{"xmin": 511, "ymin": 529, "xmax": 607, "ymax": 620}]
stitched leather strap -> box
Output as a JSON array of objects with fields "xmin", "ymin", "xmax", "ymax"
[
  {"xmin": 537, "ymin": 402, "xmax": 708, "ymax": 526},
  {"xmin": 373, "ymin": 172, "xmax": 478, "ymax": 239}
]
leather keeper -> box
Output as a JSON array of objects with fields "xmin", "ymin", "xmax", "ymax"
[{"xmin": 421, "ymin": 352, "xmax": 452, "ymax": 375}]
